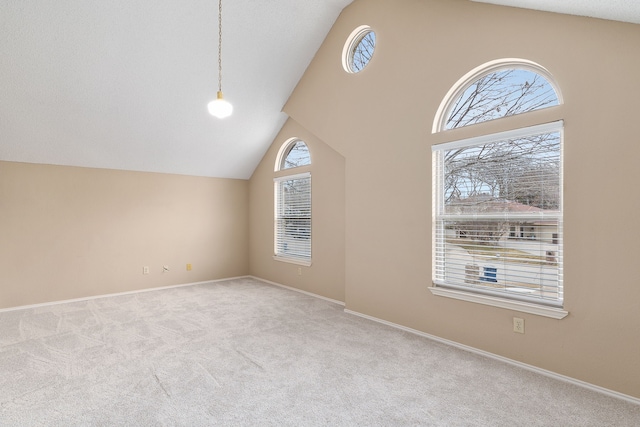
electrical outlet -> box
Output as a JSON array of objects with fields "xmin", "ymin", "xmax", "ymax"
[
  {"xmin": 143, "ymin": 266, "xmax": 149, "ymax": 275},
  {"xmin": 513, "ymin": 317, "xmax": 525, "ymax": 334},
  {"xmin": 297, "ymin": 267, "xmax": 302, "ymax": 276},
  {"xmin": 186, "ymin": 263, "xmax": 192, "ymax": 271}
]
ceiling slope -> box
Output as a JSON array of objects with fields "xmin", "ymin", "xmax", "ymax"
[
  {"xmin": 0, "ymin": 0, "xmax": 353, "ymax": 179},
  {"xmin": 472, "ymin": 0, "xmax": 640, "ymax": 25}
]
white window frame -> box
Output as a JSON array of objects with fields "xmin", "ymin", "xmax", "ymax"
[
  {"xmin": 430, "ymin": 121, "xmax": 567, "ymax": 319},
  {"xmin": 274, "ymin": 172, "xmax": 312, "ymax": 266}
]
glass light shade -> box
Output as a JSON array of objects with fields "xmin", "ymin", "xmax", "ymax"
[{"xmin": 208, "ymin": 91, "xmax": 233, "ymax": 118}]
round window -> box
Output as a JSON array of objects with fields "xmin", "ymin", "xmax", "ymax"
[{"xmin": 342, "ymin": 25, "xmax": 376, "ymax": 73}]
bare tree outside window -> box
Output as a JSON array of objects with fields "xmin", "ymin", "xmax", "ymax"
[
  {"xmin": 440, "ymin": 68, "xmax": 561, "ymax": 245},
  {"xmin": 444, "ymin": 132, "xmax": 561, "ymax": 212},
  {"xmin": 349, "ymin": 31, "xmax": 375, "ymax": 73},
  {"xmin": 282, "ymin": 141, "xmax": 310, "ymax": 169},
  {"xmin": 442, "ymin": 131, "xmax": 560, "ymax": 247},
  {"xmin": 446, "ymin": 69, "xmax": 559, "ymax": 130}
]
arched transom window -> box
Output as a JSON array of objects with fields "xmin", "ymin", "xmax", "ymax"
[
  {"xmin": 433, "ymin": 59, "xmax": 561, "ymax": 133},
  {"xmin": 277, "ymin": 138, "xmax": 311, "ymax": 170}
]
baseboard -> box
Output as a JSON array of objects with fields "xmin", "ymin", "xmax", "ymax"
[
  {"xmin": 249, "ymin": 276, "xmax": 345, "ymax": 306},
  {"xmin": 0, "ymin": 275, "xmax": 251, "ymax": 313},
  {"xmin": 344, "ymin": 309, "xmax": 640, "ymax": 406}
]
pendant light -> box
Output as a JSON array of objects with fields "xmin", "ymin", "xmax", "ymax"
[{"xmin": 208, "ymin": 0, "xmax": 233, "ymax": 119}]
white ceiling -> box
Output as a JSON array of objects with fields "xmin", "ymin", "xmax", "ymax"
[
  {"xmin": 472, "ymin": 0, "xmax": 640, "ymax": 25},
  {"xmin": 0, "ymin": 0, "xmax": 353, "ymax": 179},
  {"xmin": 2, "ymin": 1, "xmax": 639, "ymax": 179}
]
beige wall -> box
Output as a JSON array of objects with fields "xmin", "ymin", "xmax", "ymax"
[
  {"xmin": 281, "ymin": 0, "xmax": 640, "ymax": 398},
  {"xmin": 249, "ymin": 118, "xmax": 345, "ymax": 302},
  {"xmin": 0, "ymin": 161, "xmax": 249, "ymax": 309}
]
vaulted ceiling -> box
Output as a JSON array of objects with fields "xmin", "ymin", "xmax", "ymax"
[
  {"xmin": 2, "ymin": 0, "xmax": 639, "ymax": 179},
  {"xmin": 1, "ymin": 0, "xmax": 354, "ymax": 179},
  {"xmin": 472, "ymin": 0, "xmax": 640, "ymax": 25}
]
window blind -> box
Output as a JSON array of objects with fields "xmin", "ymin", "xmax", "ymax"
[
  {"xmin": 274, "ymin": 172, "xmax": 311, "ymax": 261},
  {"xmin": 432, "ymin": 122, "xmax": 563, "ymax": 306}
]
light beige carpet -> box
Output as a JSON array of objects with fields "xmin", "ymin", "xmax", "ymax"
[{"xmin": 0, "ymin": 277, "xmax": 638, "ymax": 426}]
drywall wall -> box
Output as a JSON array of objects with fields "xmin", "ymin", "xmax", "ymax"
[
  {"xmin": 249, "ymin": 118, "xmax": 345, "ymax": 302},
  {"xmin": 0, "ymin": 161, "xmax": 249, "ymax": 308},
  {"xmin": 282, "ymin": 0, "xmax": 640, "ymax": 398}
]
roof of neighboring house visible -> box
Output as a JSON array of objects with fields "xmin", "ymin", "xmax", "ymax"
[{"xmin": 447, "ymin": 195, "xmax": 547, "ymax": 213}]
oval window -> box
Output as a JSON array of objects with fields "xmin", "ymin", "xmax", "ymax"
[{"xmin": 342, "ymin": 25, "xmax": 376, "ymax": 73}]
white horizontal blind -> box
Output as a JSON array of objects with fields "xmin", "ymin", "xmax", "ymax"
[
  {"xmin": 275, "ymin": 172, "xmax": 311, "ymax": 261},
  {"xmin": 433, "ymin": 122, "xmax": 563, "ymax": 306}
]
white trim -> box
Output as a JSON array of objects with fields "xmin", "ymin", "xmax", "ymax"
[
  {"xmin": 432, "ymin": 58, "xmax": 564, "ymax": 133},
  {"xmin": 274, "ymin": 137, "xmax": 301, "ymax": 172},
  {"xmin": 273, "ymin": 171, "xmax": 311, "ymax": 182},
  {"xmin": 272, "ymin": 255, "xmax": 312, "ymax": 267},
  {"xmin": 0, "ymin": 276, "xmax": 251, "ymax": 313},
  {"xmin": 250, "ymin": 276, "xmax": 345, "ymax": 306},
  {"xmin": 428, "ymin": 286, "xmax": 568, "ymax": 319},
  {"xmin": 432, "ymin": 120, "xmax": 563, "ymax": 152},
  {"xmin": 344, "ymin": 309, "xmax": 640, "ymax": 406}
]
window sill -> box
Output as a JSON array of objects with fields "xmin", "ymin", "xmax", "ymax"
[
  {"xmin": 428, "ymin": 286, "xmax": 568, "ymax": 319},
  {"xmin": 273, "ymin": 255, "xmax": 312, "ymax": 267}
]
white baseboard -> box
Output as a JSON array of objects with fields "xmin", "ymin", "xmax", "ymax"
[
  {"xmin": 344, "ymin": 309, "xmax": 640, "ymax": 406},
  {"xmin": 0, "ymin": 275, "xmax": 251, "ymax": 313},
  {"xmin": 249, "ymin": 275, "xmax": 345, "ymax": 306}
]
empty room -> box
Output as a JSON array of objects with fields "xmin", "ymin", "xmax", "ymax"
[{"xmin": 1, "ymin": 0, "xmax": 639, "ymax": 425}]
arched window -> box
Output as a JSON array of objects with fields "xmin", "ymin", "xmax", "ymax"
[
  {"xmin": 277, "ymin": 139, "xmax": 311, "ymax": 170},
  {"xmin": 430, "ymin": 59, "xmax": 566, "ymax": 318},
  {"xmin": 274, "ymin": 138, "xmax": 312, "ymax": 265},
  {"xmin": 433, "ymin": 59, "xmax": 562, "ymax": 133}
]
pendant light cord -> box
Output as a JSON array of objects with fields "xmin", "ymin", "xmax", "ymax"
[
  {"xmin": 218, "ymin": 0, "xmax": 223, "ymax": 93},
  {"xmin": 207, "ymin": 0, "xmax": 232, "ymax": 118}
]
